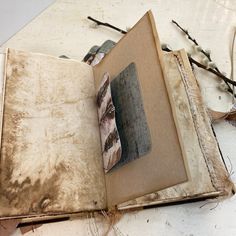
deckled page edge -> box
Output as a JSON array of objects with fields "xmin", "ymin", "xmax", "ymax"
[
  {"xmin": 117, "ymin": 51, "xmax": 219, "ymax": 210},
  {"xmin": 0, "ymin": 49, "xmax": 7, "ymax": 149},
  {"xmin": 178, "ymin": 49, "xmax": 235, "ymax": 195}
]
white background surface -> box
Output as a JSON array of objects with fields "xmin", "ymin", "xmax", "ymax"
[
  {"xmin": 1, "ymin": 0, "xmax": 236, "ymax": 235},
  {"xmin": 0, "ymin": 0, "xmax": 54, "ymax": 45}
]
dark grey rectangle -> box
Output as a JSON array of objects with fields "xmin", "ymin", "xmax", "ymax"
[{"xmin": 110, "ymin": 63, "xmax": 151, "ymax": 170}]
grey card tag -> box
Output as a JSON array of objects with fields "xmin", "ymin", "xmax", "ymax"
[{"xmin": 110, "ymin": 63, "xmax": 151, "ymax": 169}]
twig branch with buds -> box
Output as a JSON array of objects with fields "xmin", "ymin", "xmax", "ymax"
[
  {"xmin": 172, "ymin": 20, "xmax": 235, "ymax": 96},
  {"xmin": 87, "ymin": 16, "xmax": 236, "ymax": 97},
  {"xmin": 87, "ymin": 16, "xmax": 127, "ymax": 34}
]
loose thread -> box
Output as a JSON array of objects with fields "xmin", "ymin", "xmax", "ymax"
[
  {"xmin": 226, "ymin": 156, "xmax": 234, "ymax": 178},
  {"xmin": 199, "ymin": 198, "xmax": 220, "ymax": 210}
]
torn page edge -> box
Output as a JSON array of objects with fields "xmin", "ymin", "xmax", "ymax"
[
  {"xmin": 175, "ymin": 50, "xmax": 235, "ymax": 195},
  {"xmin": 0, "ymin": 49, "xmax": 7, "ymax": 151}
]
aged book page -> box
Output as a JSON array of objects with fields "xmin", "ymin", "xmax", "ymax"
[
  {"xmin": 118, "ymin": 51, "xmax": 217, "ymax": 209},
  {"xmin": 0, "ymin": 49, "xmax": 106, "ymax": 218},
  {"xmin": 118, "ymin": 50, "xmax": 234, "ymax": 209},
  {"xmin": 93, "ymin": 11, "xmax": 189, "ymax": 207}
]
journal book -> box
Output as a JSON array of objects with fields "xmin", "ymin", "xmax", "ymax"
[{"xmin": 0, "ymin": 11, "xmax": 234, "ymax": 221}]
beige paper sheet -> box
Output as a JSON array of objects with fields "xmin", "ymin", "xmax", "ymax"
[
  {"xmin": 0, "ymin": 49, "xmax": 106, "ymax": 217},
  {"xmin": 118, "ymin": 51, "xmax": 217, "ymax": 209},
  {"xmin": 94, "ymin": 11, "xmax": 189, "ymax": 207}
]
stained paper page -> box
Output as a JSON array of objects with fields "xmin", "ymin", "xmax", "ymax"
[{"xmin": 0, "ymin": 49, "xmax": 106, "ymax": 218}]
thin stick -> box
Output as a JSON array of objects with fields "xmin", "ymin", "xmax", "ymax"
[
  {"xmin": 172, "ymin": 20, "xmax": 199, "ymax": 46},
  {"xmin": 162, "ymin": 47, "xmax": 236, "ymax": 87},
  {"xmin": 189, "ymin": 56, "xmax": 236, "ymax": 96},
  {"xmin": 189, "ymin": 57, "xmax": 236, "ymax": 86},
  {"xmin": 172, "ymin": 20, "xmax": 214, "ymax": 65},
  {"xmin": 87, "ymin": 16, "xmax": 236, "ymax": 94},
  {"xmin": 172, "ymin": 19, "xmax": 233, "ymax": 92},
  {"xmin": 87, "ymin": 16, "xmax": 127, "ymax": 34}
]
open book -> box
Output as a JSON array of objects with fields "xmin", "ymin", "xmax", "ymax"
[{"xmin": 0, "ymin": 11, "xmax": 234, "ymax": 222}]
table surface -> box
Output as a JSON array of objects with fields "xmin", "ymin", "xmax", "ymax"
[
  {"xmin": 0, "ymin": 0, "xmax": 54, "ymax": 46},
  {"xmin": 1, "ymin": 0, "xmax": 236, "ymax": 235}
]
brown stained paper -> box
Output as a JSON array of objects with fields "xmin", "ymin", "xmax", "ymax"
[{"xmin": 0, "ymin": 48, "xmax": 106, "ymax": 217}]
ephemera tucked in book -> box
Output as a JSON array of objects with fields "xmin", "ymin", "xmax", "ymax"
[{"xmin": 0, "ymin": 11, "xmax": 234, "ymax": 221}]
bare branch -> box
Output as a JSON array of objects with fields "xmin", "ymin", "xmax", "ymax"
[
  {"xmin": 172, "ymin": 20, "xmax": 234, "ymax": 94},
  {"xmin": 87, "ymin": 16, "xmax": 127, "ymax": 34},
  {"xmin": 87, "ymin": 16, "xmax": 236, "ymax": 95},
  {"xmin": 172, "ymin": 20, "xmax": 213, "ymax": 64}
]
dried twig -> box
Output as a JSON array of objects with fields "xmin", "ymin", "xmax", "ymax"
[
  {"xmin": 162, "ymin": 47, "xmax": 236, "ymax": 89},
  {"xmin": 172, "ymin": 21, "xmax": 198, "ymax": 45},
  {"xmin": 87, "ymin": 16, "xmax": 127, "ymax": 34},
  {"xmin": 87, "ymin": 16, "xmax": 236, "ymax": 94},
  {"xmin": 172, "ymin": 20, "xmax": 235, "ymax": 94},
  {"xmin": 189, "ymin": 57, "xmax": 236, "ymax": 86},
  {"xmin": 172, "ymin": 20, "xmax": 213, "ymax": 62}
]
